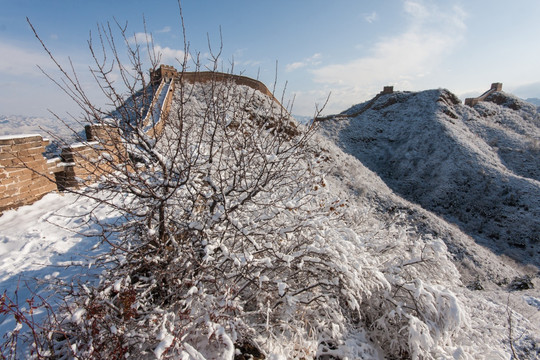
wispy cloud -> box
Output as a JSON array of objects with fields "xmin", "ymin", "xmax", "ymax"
[
  {"xmin": 286, "ymin": 61, "xmax": 305, "ymax": 72},
  {"xmin": 156, "ymin": 26, "xmax": 171, "ymax": 33},
  {"xmin": 286, "ymin": 53, "xmax": 322, "ymax": 72},
  {"xmin": 364, "ymin": 11, "xmax": 378, "ymax": 23},
  {"xmin": 310, "ymin": 0, "xmax": 467, "ymax": 112},
  {"xmin": 125, "ymin": 32, "xmax": 187, "ymax": 65},
  {"xmin": 128, "ymin": 26, "xmax": 172, "ymax": 43},
  {"xmin": 127, "ymin": 32, "xmax": 152, "ymax": 45},
  {"xmin": 235, "ymin": 59, "xmax": 262, "ymax": 68},
  {"xmin": 0, "ymin": 41, "xmax": 53, "ymax": 76}
]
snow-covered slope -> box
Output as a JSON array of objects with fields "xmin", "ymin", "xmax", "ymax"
[
  {"xmin": 0, "ymin": 115, "xmax": 78, "ymax": 138},
  {"xmin": 2, "ymin": 127, "xmax": 539, "ymax": 359},
  {"xmin": 0, "ymin": 114, "xmax": 83, "ymax": 156},
  {"xmin": 319, "ymin": 89, "xmax": 540, "ymax": 266},
  {"xmin": 2, "ymin": 83, "xmax": 540, "ymax": 358}
]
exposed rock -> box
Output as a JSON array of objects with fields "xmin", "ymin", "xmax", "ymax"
[{"xmin": 509, "ymin": 275, "xmax": 534, "ymax": 291}]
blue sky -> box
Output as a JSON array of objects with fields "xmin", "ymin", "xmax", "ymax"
[{"xmin": 1, "ymin": 0, "xmax": 540, "ymax": 117}]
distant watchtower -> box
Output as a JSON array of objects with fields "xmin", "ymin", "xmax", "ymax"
[
  {"xmin": 491, "ymin": 82, "xmax": 503, "ymax": 92},
  {"xmin": 381, "ymin": 86, "xmax": 394, "ymax": 95}
]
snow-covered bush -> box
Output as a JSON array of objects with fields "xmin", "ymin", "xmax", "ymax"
[
  {"xmin": 22, "ymin": 19, "xmax": 388, "ymax": 356},
  {"xmin": 19, "ymin": 11, "xmax": 537, "ymax": 360},
  {"xmin": 48, "ymin": 69, "xmax": 395, "ymax": 357}
]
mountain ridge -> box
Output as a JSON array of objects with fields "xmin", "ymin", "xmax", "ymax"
[
  {"xmin": 2, "ymin": 79, "xmax": 540, "ymax": 357},
  {"xmin": 319, "ymin": 87, "xmax": 540, "ymax": 266}
]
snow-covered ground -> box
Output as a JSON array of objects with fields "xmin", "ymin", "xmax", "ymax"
[
  {"xmin": 0, "ymin": 192, "xmax": 117, "ymax": 342},
  {"xmin": 315, "ymin": 132, "xmax": 540, "ymax": 357},
  {"xmin": 2, "ymin": 136, "xmax": 539, "ymax": 359},
  {"xmin": 1, "ymin": 84, "xmax": 540, "ymax": 358}
]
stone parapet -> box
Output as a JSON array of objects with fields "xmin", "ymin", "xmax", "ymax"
[{"xmin": 0, "ymin": 135, "xmax": 57, "ymax": 213}]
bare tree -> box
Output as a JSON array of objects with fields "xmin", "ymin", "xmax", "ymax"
[
  {"xmin": 16, "ymin": 4, "xmax": 487, "ymax": 359},
  {"xmin": 19, "ymin": 6, "xmax": 384, "ymax": 359}
]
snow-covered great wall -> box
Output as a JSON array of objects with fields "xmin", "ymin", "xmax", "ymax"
[
  {"xmin": 1, "ymin": 74, "xmax": 540, "ymax": 358},
  {"xmin": 0, "ymin": 66, "xmax": 278, "ymax": 214}
]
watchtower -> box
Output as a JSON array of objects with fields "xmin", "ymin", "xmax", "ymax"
[
  {"xmin": 150, "ymin": 65, "xmax": 178, "ymax": 84},
  {"xmin": 491, "ymin": 82, "xmax": 503, "ymax": 91}
]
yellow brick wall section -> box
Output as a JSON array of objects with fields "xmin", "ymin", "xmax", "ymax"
[{"xmin": 0, "ymin": 135, "xmax": 57, "ymax": 214}]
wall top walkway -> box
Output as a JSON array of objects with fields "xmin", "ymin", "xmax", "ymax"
[
  {"xmin": 150, "ymin": 65, "xmax": 278, "ymax": 103},
  {"xmin": 465, "ymin": 83, "xmax": 503, "ymax": 107}
]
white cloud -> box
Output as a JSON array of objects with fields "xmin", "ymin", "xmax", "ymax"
[
  {"xmin": 0, "ymin": 41, "xmax": 53, "ymax": 76},
  {"xmin": 235, "ymin": 59, "xmax": 261, "ymax": 68},
  {"xmin": 364, "ymin": 11, "xmax": 378, "ymax": 23},
  {"xmin": 0, "ymin": 40, "xmax": 106, "ymax": 116},
  {"xmin": 308, "ymin": 53, "xmax": 322, "ymax": 63},
  {"xmin": 404, "ymin": 0, "xmax": 429, "ymax": 20},
  {"xmin": 155, "ymin": 45, "xmax": 187, "ymax": 65},
  {"xmin": 286, "ymin": 61, "xmax": 306, "ymax": 72},
  {"xmin": 127, "ymin": 32, "xmax": 153, "ymax": 45},
  {"xmin": 125, "ymin": 32, "xmax": 187, "ymax": 66},
  {"xmin": 286, "ymin": 53, "xmax": 322, "ymax": 72},
  {"xmin": 310, "ymin": 0, "xmax": 467, "ymax": 112}
]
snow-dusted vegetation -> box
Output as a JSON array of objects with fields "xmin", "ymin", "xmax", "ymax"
[
  {"xmin": 2, "ymin": 79, "xmax": 540, "ymax": 358},
  {"xmin": 319, "ymin": 89, "xmax": 540, "ymax": 266},
  {"xmin": 1, "ymin": 15, "xmax": 540, "ymax": 360}
]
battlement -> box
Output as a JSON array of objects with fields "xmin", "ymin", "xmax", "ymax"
[
  {"xmin": 150, "ymin": 64, "xmax": 178, "ymax": 84},
  {"xmin": 491, "ymin": 82, "xmax": 503, "ymax": 91},
  {"xmin": 381, "ymin": 86, "xmax": 394, "ymax": 95},
  {"xmin": 149, "ymin": 65, "xmax": 277, "ymax": 100}
]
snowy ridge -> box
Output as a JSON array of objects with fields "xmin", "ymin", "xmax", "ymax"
[
  {"xmin": 1, "ymin": 83, "xmax": 540, "ymax": 358},
  {"xmin": 319, "ymin": 89, "xmax": 540, "ymax": 266},
  {"xmin": 0, "ymin": 115, "xmax": 84, "ymax": 156}
]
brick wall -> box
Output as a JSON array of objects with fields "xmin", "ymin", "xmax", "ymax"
[
  {"xmin": 0, "ymin": 135, "xmax": 58, "ymax": 212},
  {"xmin": 180, "ymin": 71, "xmax": 276, "ymax": 99},
  {"xmin": 0, "ymin": 125, "xmax": 125, "ymax": 213},
  {"xmin": 55, "ymin": 142, "xmax": 101, "ymax": 190},
  {"xmin": 0, "ymin": 70, "xmax": 282, "ymax": 214},
  {"xmin": 148, "ymin": 79, "xmax": 176, "ymax": 137},
  {"xmin": 56, "ymin": 125, "xmax": 126, "ymax": 190},
  {"xmin": 465, "ymin": 83, "xmax": 503, "ymax": 106},
  {"xmin": 150, "ymin": 65, "xmax": 280, "ymax": 105}
]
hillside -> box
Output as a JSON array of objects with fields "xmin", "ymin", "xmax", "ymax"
[
  {"xmin": 2, "ymin": 78, "xmax": 540, "ymax": 359},
  {"xmin": 0, "ymin": 114, "xmax": 82, "ymax": 156},
  {"xmin": 319, "ymin": 89, "xmax": 540, "ymax": 267}
]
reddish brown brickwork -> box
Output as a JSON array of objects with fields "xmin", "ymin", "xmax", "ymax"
[
  {"xmin": 150, "ymin": 65, "xmax": 280, "ymax": 105},
  {"xmin": 0, "ymin": 135, "xmax": 58, "ymax": 212},
  {"xmin": 0, "ymin": 66, "xmax": 280, "ymax": 214}
]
